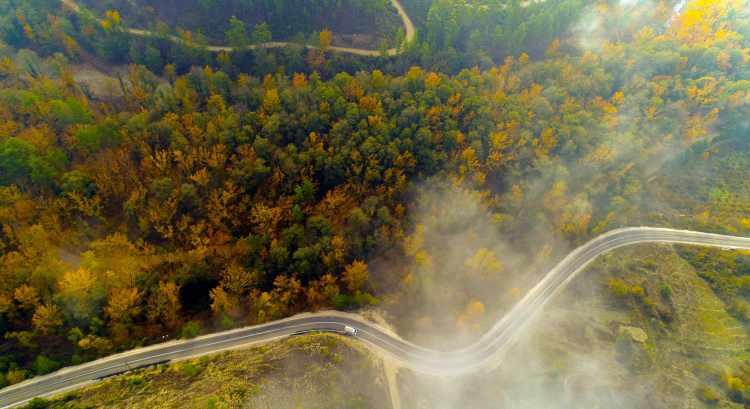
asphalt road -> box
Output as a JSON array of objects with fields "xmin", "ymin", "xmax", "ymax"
[{"xmin": 2, "ymin": 227, "xmax": 750, "ymax": 407}]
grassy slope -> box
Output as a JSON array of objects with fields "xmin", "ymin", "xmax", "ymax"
[
  {"xmin": 38, "ymin": 334, "xmax": 389, "ymax": 409},
  {"xmin": 396, "ymin": 141, "xmax": 750, "ymax": 409},
  {"xmin": 396, "ymin": 246, "xmax": 747, "ymax": 409}
]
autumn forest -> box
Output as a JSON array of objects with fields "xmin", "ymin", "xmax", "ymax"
[{"xmin": 1, "ymin": 0, "xmax": 750, "ymax": 405}]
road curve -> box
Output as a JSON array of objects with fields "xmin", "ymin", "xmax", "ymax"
[
  {"xmin": 2, "ymin": 227, "xmax": 750, "ymax": 407},
  {"xmin": 60, "ymin": 0, "xmax": 415, "ymax": 57}
]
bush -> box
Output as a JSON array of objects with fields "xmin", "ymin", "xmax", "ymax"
[
  {"xmin": 23, "ymin": 398, "xmax": 49, "ymax": 409},
  {"xmin": 127, "ymin": 375, "xmax": 145, "ymax": 386},
  {"xmin": 696, "ymin": 385, "xmax": 720, "ymax": 404},
  {"xmin": 33, "ymin": 355, "xmax": 60, "ymax": 375},
  {"xmin": 729, "ymin": 299, "xmax": 750, "ymax": 322},
  {"xmin": 6, "ymin": 369, "xmax": 26, "ymax": 385},
  {"xmin": 180, "ymin": 362, "xmax": 201, "ymax": 377},
  {"xmin": 607, "ymin": 278, "xmax": 645, "ymax": 299},
  {"xmin": 219, "ymin": 314, "xmax": 234, "ymax": 330},
  {"xmin": 181, "ymin": 321, "xmax": 201, "ymax": 339},
  {"xmin": 659, "ymin": 283, "xmax": 673, "ymax": 300}
]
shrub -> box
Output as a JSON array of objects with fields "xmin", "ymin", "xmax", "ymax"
[
  {"xmin": 32, "ymin": 355, "xmax": 60, "ymax": 375},
  {"xmin": 220, "ymin": 314, "xmax": 234, "ymax": 330},
  {"xmin": 696, "ymin": 385, "xmax": 720, "ymax": 404},
  {"xmin": 659, "ymin": 283, "xmax": 673, "ymax": 300},
  {"xmin": 180, "ymin": 362, "xmax": 201, "ymax": 377},
  {"xmin": 6, "ymin": 369, "xmax": 26, "ymax": 385},
  {"xmin": 607, "ymin": 278, "xmax": 645, "ymax": 299},
  {"xmin": 23, "ymin": 398, "xmax": 49, "ymax": 409},
  {"xmin": 729, "ymin": 299, "xmax": 750, "ymax": 322},
  {"xmin": 181, "ymin": 321, "xmax": 201, "ymax": 339},
  {"xmin": 127, "ymin": 375, "xmax": 144, "ymax": 386}
]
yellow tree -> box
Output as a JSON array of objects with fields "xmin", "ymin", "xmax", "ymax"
[
  {"xmin": 464, "ymin": 248, "xmax": 503, "ymax": 277},
  {"xmin": 319, "ymin": 29, "xmax": 333, "ymax": 52},
  {"xmin": 147, "ymin": 281, "xmax": 182, "ymax": 330},
  {"xmin": 457, "ymin": 299, "xmax": 486, "ymax": 332},
  {"xmin": 58, "ymin": 267, "xmax": 102, "ymax": 322},
  {"xmin": 105, "ymin": 287, "xmax": 141, "ymax": 323},
  {"xmin": 13, "ymin": 284, "xmax": 39, "ymax": 311},
  {"xmin": 210, "ymin": 286, "xmax": 241, "ymax": 319},
  {"xmin": 32, "ymin": 304, "xmax": 63, "ymax": 335},
  {"xmin": 343, "ymin": 260, "xmax": 369, "ymax": 292},
  {"xmin": 100, "ymin": 10, "xmax": 122, "ymax": 32}
]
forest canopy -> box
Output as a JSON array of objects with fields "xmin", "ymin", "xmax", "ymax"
[{"xmin": 0, "ymin": 0, "xmax": 749, "ymax": 403}]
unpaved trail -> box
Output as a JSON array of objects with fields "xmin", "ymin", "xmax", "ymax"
[{"xmin": 60, "ymin": 0, "xmax": 415, "ymax": 57}]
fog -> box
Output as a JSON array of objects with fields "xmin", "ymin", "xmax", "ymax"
[{"xmin": 365, "ymin": 1, "xmax": 720, "ymax": 408}]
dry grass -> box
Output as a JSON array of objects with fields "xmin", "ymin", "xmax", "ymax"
[{"xmin": 44, "ymin": 333, "xmax": 389, "ymax": 409}]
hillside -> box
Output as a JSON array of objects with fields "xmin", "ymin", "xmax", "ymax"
[
  {"xmin": 1, "ymin": 0, "xmax": 750, "ymax": 406},
  {"xmin": 28, "ymin": 334, "xmax": 390, "ymax": 409},
  {"xmin": 77, "ymin": 0, "xmax": 403, "ymax": 49}
]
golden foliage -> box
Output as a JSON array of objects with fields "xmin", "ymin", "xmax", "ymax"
[
  {"xmin": 32, "ymin": 304, "xmax": 63, "ymax": 335},
  {"xmin": 342, "ymin": 260, "xmax": 369, "ymax": 292}
]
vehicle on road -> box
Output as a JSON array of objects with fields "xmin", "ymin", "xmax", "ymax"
[{"xmin": 344, "ymin": 326, "xmax": 359, "ymax": 336}]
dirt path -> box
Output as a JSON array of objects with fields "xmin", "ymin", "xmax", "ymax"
[{"xmin": 60, "ymin": 0, "xmax": 415, "ymax": 57}]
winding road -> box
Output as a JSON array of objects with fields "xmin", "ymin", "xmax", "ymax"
[
  {"xmin": 61, "ymin": 0, "xmax": 416, "ymax": 56},
  {"xmin": 2, "ymin": 227, "xmax": 750, "ymax": 408}
]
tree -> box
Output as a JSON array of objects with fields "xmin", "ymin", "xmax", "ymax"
[
  {"xmin": 32, "ymin": 355, "xmax": 60, "ymax": 375},
  {"xmin": 262, "ymin": 88, "xmax": 280, "ymax": 113},
  {"xmin": 209, "ymin": 286, "xmax": 242, "ymax": 319},
  {"xmin": 464, "ymin": 248, "xmax": 503, "ymax": 277},
  {"xmin": 13, "ymin": 285, "xmax": 39, "ymax": 311},
  {"xmin": 0, "ymin": 138, "xmax": 34, "ymax": 185},
  {"xmin": 147, "ymin": 281, "xmax": 181, "ymax": 330},
  {"xmin": 251, "ymin": 22, "xmax": 272, "ymax": 45},
  {"xmin": 225, "ymin": 16, "xmax": 248, "ymax": 49},
  {"xmin": 32, "ymin": 304, "xmax": 63, "ymax": 335},
  {"xmin": 342, "ymin": 261, "xmax": 369, "ymax": 292},
  {"xmin": 180, "ymin": 321, "xmax": 201, "ymax": 339},
  {"xmin": 105, "ymin": 287, "xmax": 141, "ymax": 324},
  {"xmin": 57, "ymin": 268, "xmax": 103, "ymax": 323},
  {"xmin": 319, "ymin": 29, "xmax": 333, "ymax": 52}
]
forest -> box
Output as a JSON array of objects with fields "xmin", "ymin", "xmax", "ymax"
[
  {"xmin": 0, "ymin": 0, "xmax": 750, "ymax": 405},
  {"xmin": 77, "ymin": 0, "xmax": 402, "ymax": 49}
]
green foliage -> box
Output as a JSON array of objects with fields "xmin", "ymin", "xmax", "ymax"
[
  {"xmin": 127, "ymin": 375, "xmax": 145, "ymax": 386},
  {"xmin": 1, "ymin": 0, "xmax": 750, "ymax": 388},
  {"xmin": 48, "ymin": 99, "xmax": 93, "ymax": 129},
  {"xmin": 22, "ymin": 398, "xmax": 50, "ymax": 409},
  {"xmin": 180, "ymin": 362, "xmax": 202, "ymax": 377},
  {"xmin": 0, "ymin": 138, "xmax": 67, "ymax": 187},
  {"xmin": 729, "ymin": 299, "xmax": 750, "ymax": 322},
  {"xmin": 251, "ymin": 22, "xmax": 272, "ymax": 45},
  {"xmin": 0, "ymin": 137, "xmax": 35, "ymax": 185},
  {"xmin": 181, "ymin": 321, "xmax": 202, "ymax": 339},
  {"xmin": 607, "ymin": 278, "xmax": 645, "ymax": 300},
  {"xmin": 61, "ymin": 171, "xmax": 97, "ymax": 196},
  {"xmin": 659, "ymin": 284, "xmax": 673, "ymax": 301},
  {"xmin": 74, "ymin": 122, "xmax": 120, "ymax": 153},
  {"xmin": 79, "ymin": 0, "xmax": 398, "ymax": 48},
  {"xmin": 32, "ymin": 355, "xmax": 60, "ymax": 375},
  {"xmin": 219, "ymin": 313, "xmax": 234, "ymax": 330},
  {"xmin": 225, "ymin": 16, "xmax": 248, "ymax": 48}
]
